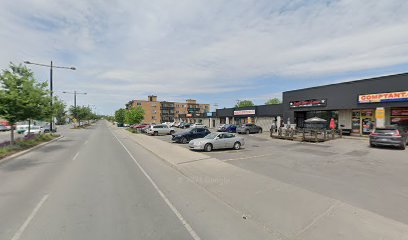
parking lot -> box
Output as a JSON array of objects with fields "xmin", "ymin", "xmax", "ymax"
[{"xmin": 149, "ymin": 127, "xmax": 408, "ymax": 226}]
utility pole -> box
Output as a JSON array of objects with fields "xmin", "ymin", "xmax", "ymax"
[{"xmin": 24, "ymin": 60, "xmax": 76, "ymax": 132}]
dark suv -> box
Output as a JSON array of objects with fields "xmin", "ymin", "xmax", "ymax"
[
  {"xmin": 369, "ymin": 125, "xmax": 408, "ymax": 150},
  {"xmin": 236, "ymin": 123, "xmax": 263, "ymax": 134},
  {"xmin": 172, "ymin": 128, "xmax": 211, "ymax": 144}
]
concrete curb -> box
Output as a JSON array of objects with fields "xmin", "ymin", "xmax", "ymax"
[{"xmin": 0, "ymin": 135, "xmax": 64, "ymax": 165}]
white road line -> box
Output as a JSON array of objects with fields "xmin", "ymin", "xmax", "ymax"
[
  {"xmin": 112, "ymin": 132, "xmax": 201, "ymax": 240},
  {"xmin": 11, "ymin": 194, "xmax": 49, "ymax": 240},
  {"xmin": 72, "ymin": 152, "xmax": 80, "ymax": 161},
  {"xmin": 222, "ymin": 153, "xmax": 274, "ymax": 162}
]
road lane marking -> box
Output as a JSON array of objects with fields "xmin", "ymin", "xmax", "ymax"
[
  {"xmin": 112, "ymin": 132, "xmax": 201, "ymax": 240},
  {"xmin": 11, "ymin": 194, "xmax": 49, "ymax": 240},
  {"xmin": 72, "ymin": 152, "xmax": 80, "ymax": 161}
]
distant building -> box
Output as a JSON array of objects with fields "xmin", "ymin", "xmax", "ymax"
[{"xmin": 127, "ymin": 96, "xmax": 210, "ymax": 124}]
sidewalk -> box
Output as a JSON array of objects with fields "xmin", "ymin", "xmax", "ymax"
[{"xmin": 116, "ymin": 128, "xmax": 408, "ymax": 240}]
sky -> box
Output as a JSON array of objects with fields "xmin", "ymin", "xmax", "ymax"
[{"xmin": 1, "ymin": 0, "xmax": 408, "ymax": 115}]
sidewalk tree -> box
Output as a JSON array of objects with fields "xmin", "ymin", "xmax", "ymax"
[
  {"xmin": 125, "ymin": 106, "xmax": 144, "ymax": 125},
  {"xmin": 53, "ymin": 97, "xmax": 67, "ymax": 125},
  {"xmin": 114, "ymin": 108, "xmax": 126, "ymax": 126},
  {"xmin": 235, "ymin": 100, "xmax": 255, "ymax": 108},
  {"xmin": 69, "ymin": 105, "xmax": 93, "ymax": 126},
  {"xmin": 265, "ymin": 98, "xmax": 281, "ymax": 105},
  {"xmin": 0, "ymin": 63, "xmax": 49, "ymax": 144}
]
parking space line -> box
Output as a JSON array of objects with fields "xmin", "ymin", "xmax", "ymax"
[
  {"xmin": 222, "ymin": 153, "xmax": 276, "ymax": 162},
  {"xmin": 177, "ymin": 157, "xmax": 212, "ymax": 165},
  {"xmin": 72, "ymin": 152, "xmax": 79, "ymax": 161}
]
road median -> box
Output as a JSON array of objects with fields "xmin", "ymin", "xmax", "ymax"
[
  {"xmin": 0, "ymin": 134, "xmax": 63, "ymax": 164},
  {"xmin": 119, "ymin": 127, "xmax": 408, "ymax": 240}
]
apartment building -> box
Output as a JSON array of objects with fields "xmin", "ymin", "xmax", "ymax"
[{"xmin": 127, "ymin": 96, "xmax": 210, "ymax": 124}]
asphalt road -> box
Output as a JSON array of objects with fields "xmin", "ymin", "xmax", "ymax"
[
  {"xmin": 0, "ymin": 121, "xmax": 272, "ymax": 240},
  {"xmin": 154, "ymin": 128, "xmax": 408, "ymax": 226}
]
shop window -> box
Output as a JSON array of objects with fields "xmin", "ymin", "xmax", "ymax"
[{"xmin": 391, "ymin": 108, "xmax": 408, "ymax": 127}]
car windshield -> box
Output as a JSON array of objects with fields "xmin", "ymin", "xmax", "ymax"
[{"xmin": 204, "ymin": 133, "xmax": 219, "ymax": 139}]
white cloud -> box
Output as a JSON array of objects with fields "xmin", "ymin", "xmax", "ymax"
[{"xmin": 1, "ymin": 0, "xmax": 408, "ymax": 114}]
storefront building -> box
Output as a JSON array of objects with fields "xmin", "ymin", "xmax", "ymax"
[
  {"xmin": 215, "ymin": 104, "xmax": 283, "ymax": 130},
  {"xmin": 282, "ymin": 73, "xmax": 408, "ymax": 135}
]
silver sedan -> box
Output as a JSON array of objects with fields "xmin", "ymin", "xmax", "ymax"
[{"xmin": 189, "ymin": 132, "xmax": 245, "ymax": 152}]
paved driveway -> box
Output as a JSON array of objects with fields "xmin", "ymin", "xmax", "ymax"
[{"xmin": 148, "ymin": 128, "xmax": 408, "ymax": 226}]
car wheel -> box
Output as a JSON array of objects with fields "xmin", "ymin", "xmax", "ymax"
[
  {"xmin": 400, "ymin": 143, "xmax": 406, "ymax": 150},
  {"xmin": 233, "ymin": 142, "xmax": 241, "ymax": 150},
  {"xmin": 170, "ymin": 130, "xmax": 175, "ymax": 135},
  {"xmin": 369, "ymin": 143, "xmax": 375, "ymax": 148},
  {"xmin": 259, "ymin": 129, "xmax": 262, "ymax": 134},
  {"xmin": 154, "ymin": 131, "xmax": 158, "ymax": 136},
  {"xmin": 246, "ymin": 129, "xmax": 250, "ymax": 134},
  {"xmin": 181, "ymin": 137, "xmax": 187, "ymax": 144},
  {"xmin": 204, "ymin": 143, "xmax": 213, "ymax": 152}
]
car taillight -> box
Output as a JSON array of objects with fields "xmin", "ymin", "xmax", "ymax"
[{"xmin": 393, "ymin": 130, "xmax": 401, "ymax": 136}]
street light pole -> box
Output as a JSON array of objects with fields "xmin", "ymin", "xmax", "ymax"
[
  {"xmin": 50, "ymin": 61, "xmax": 53, "ymax": 131},
  {"xmin": 24, "ymin": 60, "xmax": 76, "ymax": 132},
  {"xmin": 62, "ymin": 91, "xmax": 87, "ymax": 120}
]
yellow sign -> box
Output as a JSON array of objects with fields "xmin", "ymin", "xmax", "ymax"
[
  {"xmin": 375, "ymin": 108, "xmax": 385, "ymax": 119},
  {"xmin": 359, "ymin": 91, "xmax": 408, "ymax": 103}
]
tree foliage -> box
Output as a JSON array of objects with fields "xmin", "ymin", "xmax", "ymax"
[
  {"xmin": 53, "ymin": 97, "xmax": 67, "ymax": 125},
  {"xmin": 125, "ymin": 106, "xmax": 144, "ymax": 125},
  {"xmin": 235, "ymin": 100, "xmax": 255, "ymax": 108},
  {"xmin": 0, "ymin": 63, "xmax": 52, "ymax": 143},
  {"xmin": 114, "ymin": 108, "xmax": 126, "ymax": 125},
  {"xmin": 265, "ymin": 98, "xmax": 281, "ymax": 105},
  {"xmin": 69, "ymin": 105, "xmax": 95, "ymax": 125}
]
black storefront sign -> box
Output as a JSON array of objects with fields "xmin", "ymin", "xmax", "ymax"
[{"xmin": 289, "ymin": 99, "xmax": 327, "ymax": 108}]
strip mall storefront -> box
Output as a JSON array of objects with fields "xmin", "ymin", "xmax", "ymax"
[{"xmin": 283, "ymin": 73, "xmax": 408, "ymax": 136}]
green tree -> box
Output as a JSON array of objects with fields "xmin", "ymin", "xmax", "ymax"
[
  {"xmin": 265, "ymin": 98, "xmax": 281, "ymax": 105},
  {"xmin": 125, "ymin": 106, "xmax": 144, "ymax": 125},
  {"xmin": 53, "ymin": 97, "xmax": 67, "ymax": 125},
  {"xmin": 235, "ymin": 100, "xmax": 255, "ymax": 108},
  {"xmin": 69, "ymin": 105, "xmax": 93, "ymax": 126},
  {"xmin": 114, "ymin": 108, "xmax": 126, "ymax": 126},
  {"xmin": 0, "ymin": 63, "xmax": 50, "ymax": 143}
]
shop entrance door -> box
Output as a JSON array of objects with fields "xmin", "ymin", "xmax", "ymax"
[
  {"xmin": 295, "ymin": 112, "xmax": 306, "ymax": 128},
  {"xmin": 352, "ymin": 109, "xmax": 375, "ymax": 135}
]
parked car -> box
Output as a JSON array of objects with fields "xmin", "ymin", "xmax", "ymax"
[
  {"xmin": 217, "ymin": 124, "xmax": 237, "ymax": 133},
  {"xmin": 174, "ymin": 122, "xmax": 181, "ymax": 128},
  {"xmin": 141, "ymin": 125, "xmax": 151, "ymax": 133},
  {"xmin": 172, "ymin": 128, "xmax": 211, "ymax": 144},
  {"xmin": 0, "ymin": 124, "xmax": 8, "ymax": 132},
  {"xmin": 16, "ymin": 125, "xmax": 29, "ymax": 134},
  {"xmin": 43, "ymin": 124, "xmax": 57, "ymax": 133},
  {"xmin": 217, "ymin": 124, "xmax": 226, "ymax": 131},
  {"xmin": 146, "ymin": 124, "xmax": 175, "ymax": 136},
  {"xmin": 16, "ymin": 125, "xmax": 43, "ymax": 136},
  {"xmin": 180, "ymin": 123, "xmax": 191, "ymax": 129},
  {"xmin": 189, "ymin": 132, "xmax": 245, "ymax": 152},
  {"xmin": 132, "ymin": 123, "xmax": 149, "ymax": 129},
  {"xmin": 369, "ymin": 125, "xmax": 408, "ymax": 150},
  {"xmin": 236, "ymin": 123, "xmax": 263, "ymax": 134},
  {"xmin": 190, "ymin": 123, "xmax": 207, "ymax": 128}
]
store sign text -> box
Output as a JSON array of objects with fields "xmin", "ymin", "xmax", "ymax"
[
  {"xmin": 358, "ymin": 91, "xmax": 408, "ymax": 103},
  {"xmin": 234, "ymin": 110, "xmax": 255, "ymax": 116},
  {"xmin": 289, "ymin": 99, "xmax": 327, "ymax": 108}
]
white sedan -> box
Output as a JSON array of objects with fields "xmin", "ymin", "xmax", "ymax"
[{"xmin": 189, "ymin": 132, "xmax": 245, "ymax": 152}]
